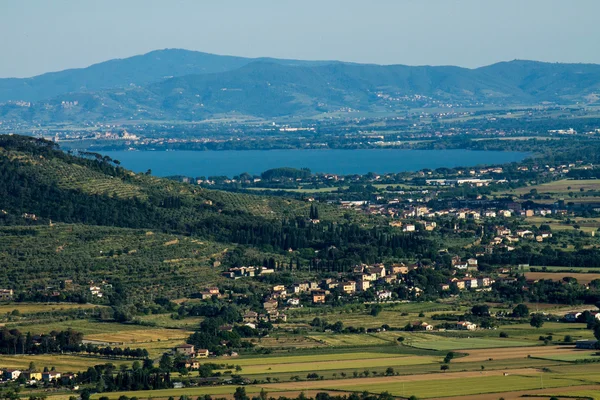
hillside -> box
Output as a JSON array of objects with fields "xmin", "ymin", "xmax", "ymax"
[
  {"xmin": 0, "ymin": 48, "xmax": 332, "ymax": 103},
  {"xmin": 0, "ymin": 135, "xmax": 432, "ymax": 300},
  {"xmin": 1, "ymin": 52, "xmax": 600, "ymax": 122}
]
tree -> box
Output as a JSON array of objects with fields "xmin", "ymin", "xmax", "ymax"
[
  {"xmin": 370, "ymin": 305, "xmax": 383, "ymax": 316},
  {"xmin": 385, "ymin": 367, "xmax": 395, "ymax": 376},
  {"xmin": 530, "ymin": 314, "xmax": 545, "ymax": 329},
  {"xmin": 443, "ymin": 352, "xmax": 454, "ymax": 363},
  {"xmin": 440, "ymin": 365, "xmax": 449, "ymax": 372},
  {"xmin": 233, "ymin": 387, "xmax": 248, "ymax": 400},
  {"xmin": 159, "ymin": 354, "xmax": 173, "ymax": 372},
  {"xmin": 512, "ymin": 304, "xmax": 530, "ymax": 318},
  {"xmin": 471, "ymin": 304, "xmax": 490, "ymax": 316}
]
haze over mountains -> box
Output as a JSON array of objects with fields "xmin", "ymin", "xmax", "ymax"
[{"xmin": 1, "ymin": 49, "xmax": 600, "ymax": 123}]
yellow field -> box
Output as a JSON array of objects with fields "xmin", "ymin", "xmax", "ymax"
[
  {"xmin": 85, "ymin": 328, "xmax": 192, "ymax": 344},
  {"xmin": 524, "ymin": 272, "xmax": 600, "ymax": 285},
  {"xmin": 0, "ymin": 354, "xmax": 130, "ymax": 371}
]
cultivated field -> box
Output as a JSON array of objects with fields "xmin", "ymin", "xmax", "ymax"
[
  {"xmin": 510, "ymin": 179, "xmax": 600, "ymax": 195},
  {"xmin": 0, "ymin": 302, "xmax": 103, "ymax": 315},
  {"xmin": 0, "ymin": 354, "xmax": 130, "ymax": 370},
  {"xmin": 524, "ymin": 271, "xmax": 600, "ymax": 284}
]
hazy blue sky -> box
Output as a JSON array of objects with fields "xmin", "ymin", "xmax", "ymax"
[{"xmin": 1, "ymin": 0, "xmax": 598, "ymax": 78}]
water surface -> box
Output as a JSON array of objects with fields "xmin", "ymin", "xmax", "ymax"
[{"xmin": 103, "ymin": 149, "xmax": 529, "ymax": 177}]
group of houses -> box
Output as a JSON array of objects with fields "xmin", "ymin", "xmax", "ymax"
[
  {"xmin": 172, "ymin": 344, "xmax": 211, "ymax": 369},
  {"xmin": 0, "ymin": 369, "xmax": 74, "ymax": 383},
  {"xmin": 250, "ymin": 261, "xmax": 495, "ymax": 309},
  {"xmin": 485, "ymin": 226, "xmax": 553, "ymax": 254}
]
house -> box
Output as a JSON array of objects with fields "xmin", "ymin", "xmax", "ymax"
[
  {"xmin": 463, "ymin": 278, "xmax": 478, "ymax": 289},
  {"xmin": 412, "ymin": 322, "xmax": 434, "ymax": 331},
  {"xmin": 312, "ymin": 291, "xmax": 326, "ymax": 304},
  {"xmin": 0, "ymin": 288, "xmax": 14, "ymax": 301},
  {"xmin": 376, "ymin": 290, "xmax": 393, "ymax": 301},
  {"xmin": 477, "ymin": 277, "xmax": 493, "ymax": 287},
  {"xmin": 456, "ymin": 321, "xmax": 477, "ymax": 331},
  {"xmin": 291, "ymin": 282, "xmax": 310, "ymax": 293},
  {"xmin": 263, "ymin": 300, "xmax": 278, "ymax": 311},
  {"xmin": 243, "ymin": 311, "xmax": 258, "ymax": 323},
  {"xmin": 391, "ymin": 263, "xmax": 409, "ymax": 274},
  {"xmin": 200, "ymin": 287, "xmax": 221, "ymax": 299},
  {"xmin": 22, "ymin": 371, "xmax": 42, "ymax": 381},
  {"xmin": 467, "ymin": 258, "xmax": 478, "ymax": 270},
  {"xmin": 453, "ymin": 279, "xmax": 466, "ymax": 290},
  {"xmin": 341, "ymin": 280, "xmax": 356, "ymax": 294},
  {"xmin": 496, "ymin": 227, "xmax": 511, "ymax": 236},
  {"xmin": 89, "ymin": 286, "xmax": 102, "ymax": 297},
  {"xmin": 185, "ymin": 361, "xmax": 201, "ymax": 370},
  {"xmin": 3, "ymin": 369, "xmax": 21, "ymax": 380},
  {"xmin": 42, "ymin": 371, "xmax": 61, "ymax": 381},
  {"xmin": 575, "ymin": 339, "xmax": 598, "ymax": 349},
  {"xmin": 175, "ymin": 344, "xmax": 195, "ymax": 356},
  {"xmin": 516, "ymin": 229, "xmax": 534, "ymax": 238},
  {"xmin": 287, "ymin": 298, "xmax": 300, "ymax": 306},
  {"xmin": 368, "ymin": 264, "xmax": 386, "ymax": 278},
  {"xmin": 403, "ymin": 224, "xmax": 416, "ymax": 232},
  {"xmin": 451, "ymin": 257, "xmax": 468, "ymax": 270},
  {"xmin": 540, "ymin": 231, "xmax": 553, "ymax": 239},
  {"xmin": 196, "ymin": 349, "xmax": 209, "ymax": 358},
  {"xmin": 357, "ymin": 279, "xmax": 371, "ymax": 291}
]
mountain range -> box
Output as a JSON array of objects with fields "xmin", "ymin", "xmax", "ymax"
[{"xmin": 1, "ymin": 49, "xmax": 600, "ymax": 123}]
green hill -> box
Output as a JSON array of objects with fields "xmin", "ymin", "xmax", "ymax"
[{"xmin": 0, "ymin": 135, "xmax": 433, "ymax": 302}]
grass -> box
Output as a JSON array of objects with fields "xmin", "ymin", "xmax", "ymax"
[
  {"xmin": 379, "ymin": 332, "xmax": 534, "ymax": 351},
  {"xmin": 0, "ymin": 354, "xmax": 130, "ymax": 371},
  {"xmin": 84, "ymin": 328, "xmax": 192, "ymax": 344},
  {"xmin": 0, "ymin": 302, "xmax": 104, "ymax": 315},
  {"xmin": 545, "ymin": 389, "xmax": 600, "ymax": 399},
  {"xmin": 534, "ymin": 351, "xmax": 600, "ymax": 362},
  {"xmin": 319, "ymin": 372, "xmax": 585, "ymax": 398},
  {"xmin": 308, "ymin": 333, "xmax": 393, "ymax": 347},
  {"xmin": 509, "ymin": 179, "xmax": 600, "ymax": 196},
  {"xmin": 90, "ymin": 385, "xmax": 264, "ymax": 400},
  {"xmin": 134, "ymin": 313, "xmax": 204, "ymax": 329},
  {"xmin": 226, "ymin": 355, "xmax": 441, "ymax": 375}
]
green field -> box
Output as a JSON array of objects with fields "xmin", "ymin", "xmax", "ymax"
[
  {"xmin": 231, "ymin": 355, "xmax": 440, "ymax": 375},
  {"xmin": 320, "ymin": 373, "xmax": 587, "ymax": 398},
  {"xmin": 377, "ymin": 332, "xmax": 534, "ymax": 350},
  {"xmin": 509, "ymin": 179, "xmax": 600, "ymax": 195},
  {"xmin": 0, "ymin": 354, "xmax": 130, "ymax": 371},
  {"xmin": 308, "ymin": 333, "xmax": 393, "ymax": 347},
  {"xmin": 0, "ymin": 302, "xmax": 104, "ymax": 315},
  {"xmin": 535, "ymin": 351, "xmax": 600, "ymax": 362}
]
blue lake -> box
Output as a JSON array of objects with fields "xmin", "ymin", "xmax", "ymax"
[{"xmin": 103, "ymin": 149, "xmax": 529, "ymax": 177}]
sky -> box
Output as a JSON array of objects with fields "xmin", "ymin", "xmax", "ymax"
[{"xmin": 1, "ymin": 0, "xmax": 599, "ymax": 78}]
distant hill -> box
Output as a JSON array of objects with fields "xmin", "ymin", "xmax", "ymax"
[
  {"xmin": 1, "ymin": 50, "xmax": 600, "ymax": 122},
  {"xmin": 0, "ymin": 48, "xmax": 333, "ymax": 103}
]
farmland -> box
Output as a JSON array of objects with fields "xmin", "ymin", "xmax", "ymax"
[
  {"xmin": 0, "ymin": 354, "xmax": 130, "ymax": 370},
  {"xmin": 507, "ymin": 179, "xmax": 600, "ymax": 196},
  {"xmin": 524, "ymin": 271, "xmax": 600, "ymax": 285}
]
